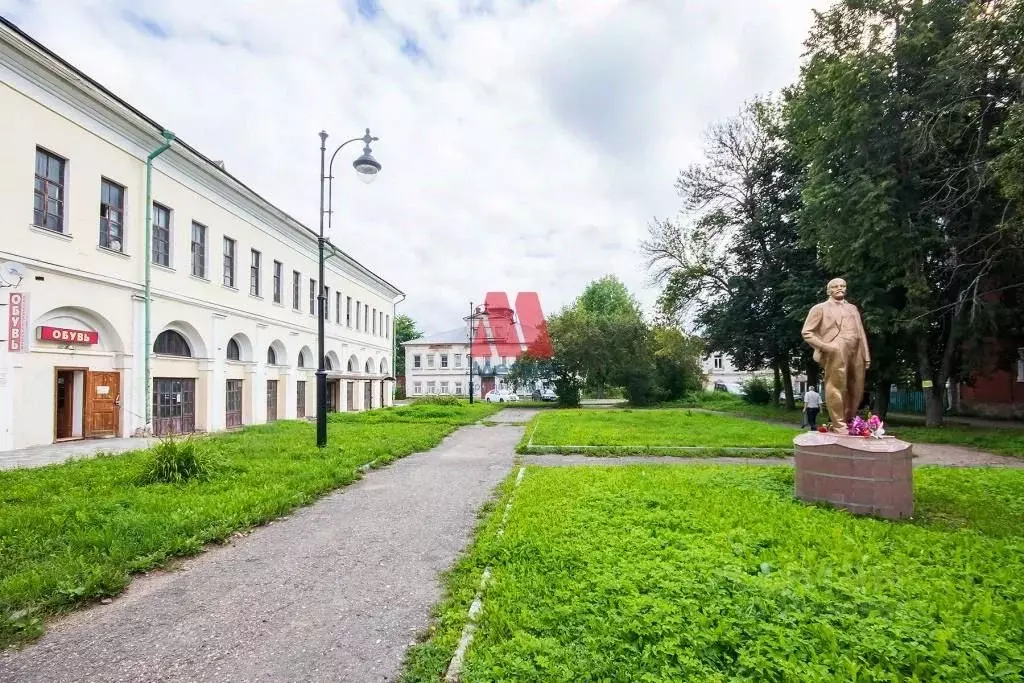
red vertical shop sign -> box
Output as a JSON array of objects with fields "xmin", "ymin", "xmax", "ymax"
[{"xmin": 7, "ymin": 292, "xmax": 27, "ymax": 352}]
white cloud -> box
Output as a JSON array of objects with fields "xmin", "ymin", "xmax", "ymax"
[{"xmin": 1, "ymin": 0, "xmax": 830, "ymax": 333}]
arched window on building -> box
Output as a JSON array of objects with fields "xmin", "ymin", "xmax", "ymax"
[
  {"xmin": 227, "ymin": 338, "xmax": 241, "ymax": 361},
  {"xmin": 267, "ymin": 346, "xmax": 277, "ymax": 365},
  {"xmin": 324, "ymin": 356, "xmax": 333, "ymax": 371},
  {"xmin": 154, "ymin": 330, "xmax": 191, "ymax": 357}
]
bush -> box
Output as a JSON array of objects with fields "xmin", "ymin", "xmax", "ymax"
[
  {"xmin": 623, "ymin": 370, "xmax": 664, "ymax": 407},
  {"xmin": 413, "ymin": 395, "xmax": 462, "ymax": 406},
  {"xmin": 741, "ymin": 376, "xmax": 773, "ymax": 405},
  {"xmin": 137, "ymin": 436, "xmax": 217, "ymax": 485}
]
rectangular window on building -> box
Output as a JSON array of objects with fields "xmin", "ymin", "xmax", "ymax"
[
  {"xmin": 336, "ymin": 292, "xmax": 342, "ymax": 323},
  {"xmin": 441, "ymin": 354, "xmax": 449, "ymax": 368},
  {"xmin": 346, "ymin": 297, "xmax": 353, "ymax": 327},
  {"xmin": 427, "ymin": 381, "xmax": 436, "ymax": 394},
  {"xmin": 356, "ymin": 301, "xmax": 362, "ymax": 330},
  {"xmin": 309, "ymin": 278, "xmax": 316, "ymax": 315},
  {"xmin": 152, "ymin": 203, "xmax": 171, "ymax": 266},
  {"xmin": 455, "ymin": 382, "xmax": 463, "ymax": 395},
  {"xmin": 99, "ymin": 179, "xmax": 125, "ymax": 250},
  {"xmin": 386, "ymin": 314, "xmax": 390, "ymax": 339},
  {"xmin": 440, "ymin": 381, "xmax": 449, "ymax": 394},
  {"xmin": 223, "ymin": 237, "xmax": 236, "ymax": 287},
  {"xmin": 713, "ymin": 355, "xmax": 723, "ymax": 370},
  {"xmin": 323, "ymin": 286, "xmax": 331, "ymax": 320},
  {"xmin": 454, "ymin": 354, "xmax": 462, "ymax": 368},
  {"xmin": 372, "ymin": 308, "xmax": 377, "ymax": 335},
  {"xmin": 249, "ymin": 249, "xmax": 261, "ymax": 296},
  {"xmin": 191, "ymin": 222, "xmax": 207, "ymax": 278},
  {"xmin": 413, "ymin": 354, "xmax": 421, "ymax": 369},
  {"xmin": 365, "ymin": 307, "xmax": 369, "ymax": 332},
  {"xmin": 34, "ymin": 148, "xmax": 66, "ymax": 233},
  {"xmin": 272, "ymin": 260, "xmax": 282, "ymax": 303},
  {"xmin": 427, "ymin": 354, "xmax": 435, "ymax": 369},
  {"xmin": 292, "ymin": 271, "xmax": 301, "ymax": 309},
  {"xmin": 413, "ymin": 382, "xmax": 422, "ymax": 395}
]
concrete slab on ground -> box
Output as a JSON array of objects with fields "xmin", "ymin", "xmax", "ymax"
[{"xmin": 0, "ymin": 437, "xmax": 158, "ymax": 471}]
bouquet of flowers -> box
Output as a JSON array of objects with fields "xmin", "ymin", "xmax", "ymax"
[{"xmin": 848, "ymin": 413, "xmax": 885, "ymax": 438}]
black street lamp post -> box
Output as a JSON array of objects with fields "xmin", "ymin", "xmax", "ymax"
[{"xmin": 316, "ymin": 128, "xmax": 381, "ymax": 448}]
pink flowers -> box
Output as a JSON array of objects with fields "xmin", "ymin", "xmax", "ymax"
[{"xmin": 849, "ymin": 413, "xmax": 885, "ymax": 438}]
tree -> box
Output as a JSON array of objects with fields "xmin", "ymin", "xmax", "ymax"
[
  {"xmin": 573, "ymin": 275, "xmax": 644, "ymax": 398},
  {"xmin": 642, "ymin": 97, "xmax": 822, "ymax": 410},
  {"xmin": 651, "ymin": 326, "xmax": 707, "ymax": 401},
  {"xmin": 393, "ymin": 314, "xmax": 421, "ymax": 380},
  {"xmin": 787, "ymin": 0, "xmax": 1024, "ymax": 425}
]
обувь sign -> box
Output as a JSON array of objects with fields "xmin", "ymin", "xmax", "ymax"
[
  {"xmin": 37, "ymin": 325, "xmax": 99, "ymax": 345},
  {"xmin": 7, "ymin": 292, "xmax": 27, "ymax": 352}
]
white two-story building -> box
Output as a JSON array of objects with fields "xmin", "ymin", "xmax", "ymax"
[{"xmin": 0, "ymin": 18, "xmax": 403, "ymax": 455}]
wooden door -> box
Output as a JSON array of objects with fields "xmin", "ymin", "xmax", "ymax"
[
  {"xmin": 266, "ymin": 380, "xmax": 279, "ymax": 421},
  {"xmin": 481, "ymin": 377, "xmax": 495, "ymax": 397},
  {"xmin": 85, "ymin": 371, "xmax": 120, "ymax": 437},
  {"xmin": 225, "ymin": 379, "xmax": 243, "ymax": 428},
  {"xmin": 364, "ymin": 381, "xmax": 373, "ymax": 409},
  {"xmin": 347, "ymin": 381, "xmax": 356, "ymax": 411},
  {"xmin": 153, "ymin": 378, "xmax": 196, "ymax": 436},
  {"xmin": 296, "ymin": 381, "xmax": 306, "ymax": 418},
  {"xmin": 55, "ymin": 370, "xmax": 75, "ymax": 440}
]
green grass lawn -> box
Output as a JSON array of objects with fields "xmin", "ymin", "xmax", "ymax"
[
  {"xmin": 403, "ymin": 465, "xmax": 1024, "ymax": 682},
  {"xmin": 0, "ymin": 401, "xmax": 498, "ymax": 649},
  {"xmin": 673, "ymin": 392, "xmax": 1024, "ymax": 457},
  {"xmin": 519, "ymin": 409, "xmax": 801, "ymax": 455}
]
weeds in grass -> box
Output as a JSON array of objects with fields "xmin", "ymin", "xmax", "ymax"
[{"xmin": 136, "ymin": 436, "xmax": 219, "ymax": 485}]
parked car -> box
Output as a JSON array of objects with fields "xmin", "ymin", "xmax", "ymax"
[
  {"xmin": 713, "ymin": 382, "xmax": 744, "ymax": 395},
  {"xmin": 485, "ymin": 389, "xmax": 519, "ymax": 403},
  {"xmin": 531, "ymin": 387, "xmax": 558, "ymax": 402}
]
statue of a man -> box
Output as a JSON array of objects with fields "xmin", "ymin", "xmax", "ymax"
[{"xmin": 801, "ymin": 278, "xmax": 871, "ymax": 433}]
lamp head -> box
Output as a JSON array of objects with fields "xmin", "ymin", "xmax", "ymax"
[{"xmin": 353, "ymin": 128, "xmax": 381, "ymax": 184}]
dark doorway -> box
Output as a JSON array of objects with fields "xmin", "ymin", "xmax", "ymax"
[
  {"xmin": 347, "ymin": 381, "xmax": 356, "ymax": 411},
  {"xmin": 364, "ymin": 381, "xmax": 373, "ymax": 410},
  {"xmin": 54, "ymin": 369, "xmax": 77, "ymax": 440}
]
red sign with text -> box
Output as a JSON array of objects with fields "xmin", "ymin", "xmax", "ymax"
[
  {"xmin": 7, "ymin": 292, "xmax": 27, "ymax": 352},
  {"xmin": 37, "ymin": 325, "xmax": 99, "ymax": 345}
]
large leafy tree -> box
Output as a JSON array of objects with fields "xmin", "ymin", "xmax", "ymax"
[
  {"xmin": 787, "ymin": 0, "xmax": 1024, "ymax": 425},
  {"xmin": 393, "ymin": 314, "xmax": 421, "ymax": 379},
  {"xmin": 642, "ymin": 98, "xmax": 821, "ymax": 409}
]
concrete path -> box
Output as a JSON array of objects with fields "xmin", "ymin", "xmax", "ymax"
[
  {"xmin": 0, "ymin": 437, "xmax": 158, "ymax": 471},
  {"xmin": 0, "ymin": 410, "xmax": 534, "ymax": 682}
]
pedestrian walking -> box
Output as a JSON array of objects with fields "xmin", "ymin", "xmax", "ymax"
[{"xmin": 803, "ymin": 387, "xmax": 822, "ymax": 430}]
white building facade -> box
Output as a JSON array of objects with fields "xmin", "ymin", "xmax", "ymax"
[
  {"xmin": 703, "ymin": 352, "xmax": 808, "ymax": 395},
  {"xmin": 0, "ymin": 19, "xmax": 402, "ymax": 455}
]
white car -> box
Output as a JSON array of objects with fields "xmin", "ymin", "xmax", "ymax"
[{"xmin": 485, "ymin": 389, "xmax": 519, "ymax": 403}]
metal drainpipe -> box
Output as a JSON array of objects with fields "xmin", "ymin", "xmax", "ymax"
[
  {"xmin": 144, "ymin": 130, "xmax": 175, "ymax": 432},
  {"xmin": 392, "ymin": 293, "xmax": 406, "ymax": 400}
]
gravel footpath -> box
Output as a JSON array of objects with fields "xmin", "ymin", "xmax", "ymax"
[{"xmin": 0, "ymin": 411, "xmax": 533, "ymax": 683}]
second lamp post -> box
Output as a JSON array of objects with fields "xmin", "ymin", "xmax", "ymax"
[{"xmin": 316, "ymin": 128, "xmax": 382, "ymax": 448}]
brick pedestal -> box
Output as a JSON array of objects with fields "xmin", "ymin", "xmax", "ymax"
[{"xmin": 794, "ymin": 432, "xmax": 913, "ymax": 520}]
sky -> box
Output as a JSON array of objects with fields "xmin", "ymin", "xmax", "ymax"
[{"xmin": 1, "ymin": 0, "xmax": 830, "ymax": 335}]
